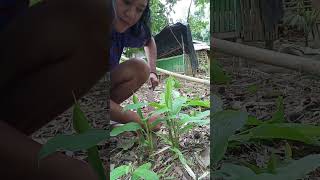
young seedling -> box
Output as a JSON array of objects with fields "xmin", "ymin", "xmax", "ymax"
[
  {"xmin": 110, "ymin": 94, "xmax": 161, "ymax": 155},
  {"xmin": 149, "ymin": 76, "xmax": 210, "ymax": 150}
]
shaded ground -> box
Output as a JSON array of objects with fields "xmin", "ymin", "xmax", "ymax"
[{"xmin": 212, "ymin": 38, "xmax": 320, "ymax": 179}]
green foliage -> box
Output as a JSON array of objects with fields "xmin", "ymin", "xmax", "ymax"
[
  {"xmin": 39, "ymin": 101, "xmax": 107, "ymax": 180},
  {"xmin": 110, "ymin": 122, "xmax": 142, "ymax": 136},
  {"xmin": 211, "ymin": 60, "xmax": 231, "ymax": 84},
  {"xmin": 188, "ymin": 6, "xmax": 210, "ymax": 42},
  {"xmin": 110, "ymin": 163, "xmax": 159, "ymax": 180},
  {"xmin": 212, "ymin": 110, "xmax": 248, "ymax": 163},
  {"xmin": 214, "ymin": 154, "xmax": 320, "ymax": 180}
]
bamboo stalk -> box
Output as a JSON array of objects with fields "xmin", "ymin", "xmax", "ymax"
[
  {"xmin": 212, "ymin": 38, "xmax": 320, "ymax": 76},
  {"xmin": 121, "ymin": 56, "xmax": 210, "ymax": 85},
  {"xmin": 156, "ymin": 67, "xmax": 210, "ymax": 86}
]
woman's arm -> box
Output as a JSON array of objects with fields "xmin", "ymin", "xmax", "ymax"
[
  {"xmin": 144, "ymin": 37, "xmax": 159, "ymax": 89},
  {"xmin": 144, "ymin": 37, "xmax": 157, "ymax": 74}
]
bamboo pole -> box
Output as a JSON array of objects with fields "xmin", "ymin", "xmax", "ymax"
[
  {"xmin": 121, "ymin": 56, "xmax": 210, "ymax": 85},
  {"xmin": 156, "ymin": 67, "xmax": 210, "ymax": 86},
  {"xmin": 212, "ymin": 38, "xmax": 320, "ymax": 76}
]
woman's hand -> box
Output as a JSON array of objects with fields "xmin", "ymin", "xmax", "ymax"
[
  {"xmin": 147, "ymin": 114, "xmax": 162, "ymax": 132},
  {"xmin": 149, "ymin": 73, "xmax": 159, "ymax": 90}
]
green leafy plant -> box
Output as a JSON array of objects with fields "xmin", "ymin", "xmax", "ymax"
[
  {"xmin": 38, "ymin": 97, "xmax": 108, "ymax": 180},
  {"xmin": 150, "ymin": 76, "xmax": 210, "ymax": 149},
  {"xmin": 110, "ymin": 162, "xmax": 159, "ymax": 180},
  {"xmin": 214, "ymin": 154, "xmax": 320, "ymax": 180},
  {"xmin": 110, "ymin": 94, "xmax": 156, "ymax": 154},
  {"xmin": 111, "ymin": 76, "xmax": 209, "ymax": 152},
  {"xmin": 213, "ymin": 94, "xmax": 320, "ymax": 179}
]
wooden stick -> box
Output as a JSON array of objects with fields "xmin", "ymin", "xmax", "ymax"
[
  {"xmin": 156, "ymin": 67, "xmax": 210, "ymax": 86},
  {"xmin": 212, "ymin": 38, "xmax": 320, "ymax": 76}
]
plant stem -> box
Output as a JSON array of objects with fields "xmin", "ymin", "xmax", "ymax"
[{"xmin": 166, "ymin": 119, "xmax": 176, "ymax": 148}]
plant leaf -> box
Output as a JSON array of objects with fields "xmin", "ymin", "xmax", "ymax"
[
  {"xmin": 246, "ymin": 123, "xmax": 320, "ymax": 145},
  {"xmin": 268, "ymin": 96, "xmax": 285, "ymax": 124},
  {"xmin": 246, "ymin": 116, "xmax": 264, "ymax": 126},
  {"xmin": 186, "ymin": 99, "xmax": 210, "ymax": 108},
  {"xmin": 133, "ymin": 94, "xmax": 144, "ymax": 119},
  {"xmin": 72, "ymin": 103, "xmax": 91, "ymax": 133},
  {"xmin": 165, "ymin": 76, "xmax": 174, "ymax": 110},
  {"xmin": 38, "ymin": 129, "xmax": 108, "ymax": 160},
  {"xmin": 110, "ymin": 122, "xmax": 142, "ymax": 136},
  {"xmin": 172, "ymin": 96, "xmax": 188, "ymax": 115},
  {"xmin": 110, "ymin": 165, "xmax": 130, "ymax": 180},
  {"xmin": 72, "ymin": 103, "xmax": 106, "ymax": 180},
  {"xmin": 212, "ymin": 111, "xmax": 248, "ymax": 163},
  {"xmin": 133, "ymin": 163, "xmax": 159, "ymax": 180},
  {"xmin": 215, "ymin": 154, "xmax": 320, "ymax": 180}
]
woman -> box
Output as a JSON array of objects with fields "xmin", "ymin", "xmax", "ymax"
[
  {"xmin": 110, "ymin": 0, "xmax": 160, "ymax": 128},
  {"xmin": 0, "ymin": 0, "xmax": 111, "ymax": 179}
]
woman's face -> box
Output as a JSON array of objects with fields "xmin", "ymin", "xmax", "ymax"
[{"xmin": 114, "ymin": 0, "xmax": 148, "ymax": 33}]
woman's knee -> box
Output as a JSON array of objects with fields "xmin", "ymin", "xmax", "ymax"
[{"xmin": 128, "ymin": 59, "xmax": 150, "ymax": 83}]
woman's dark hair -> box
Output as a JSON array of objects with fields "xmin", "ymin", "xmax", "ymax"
[{"xmin": 131, "ymin": 0, "xmax": 152, "ymax": 38}]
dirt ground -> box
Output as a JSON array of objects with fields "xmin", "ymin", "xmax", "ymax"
[{"xmin": 212, "ymin": 37, "xmax": 320, "ymax": 179}]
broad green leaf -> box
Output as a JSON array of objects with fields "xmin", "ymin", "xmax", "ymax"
[
  {"xmin": 213, "ymin": 163, "xmax": 256, "ymax": 180},
  {"xmin": 193, "ymin": 110, "xmax": 210, "ymax": 119},
  {"xmin": 211, "ymin": 94, "xmax": 223, "ymax": 113},
  {"xmin": 211, "ymin": 60, "xmax": 231, "ymax": 84},
  {"xmin": 72, "ymin": 103, "xmax": 106, "ymax": 180},
  {"xmin": 149, "ymin": 102, "xmax": 166, "ymax": 109},
  {"xmin": 268, "ymin": 96, "xmax": 285, "ymax": 124},
  {"xmin": 110, "ymin": 122, "xmax": 142, "ymax": 136},
  {"xmin": 172, "ymin": 96, "xmax": 187, "ymax": 115},
  {"xmin": 88, "ymin": 146, "xmax": 107, "ymax": 180},
  {"xmin": 186, "ymin": 99, "xmax": 210, "ymax": 108},
  {"xmin": 72, "ymin": 103, "xmax": 91, "ymax": 133},
  {"xmin": 133, "ymin": 163, "xmax": 159, "ymax": 180},
  {"xmin": 133, "ymin": 95, "xmax": 144, "ymax": 119},
  {"xmin": 281, "ymin": 123, "xmax": 320, "ymax": 137},
  {"xmin": 215, "ymin": 154, "xmax": 320, "ymax": 180},
  {"xmin": 246, "ymin": 116, "xmax": 264, "ymax": 126},
  {"xmin": 110, "ymin": 165, "xmax": 130, "ymax": 180},
  {"xmin": 123, "ymin": 102, "xmax": 148, "ymax": 112},
  {"xmin": 165, "ymin": 77, "xmax": 174, "ymax": 110},
  {"xmin": 38, "ymin": 129, "xmax": 109, "ymax": 160},
  {"xmin": 212, "ymin": 111, "xmax": 248, "ymax": 163},
  {"xmin": 245, "ymin": 123, "xmax": 320, "ymax": 145},
  {"xmin": 148, "ymin": 107, "xmax": 170, "ymax": 118}
]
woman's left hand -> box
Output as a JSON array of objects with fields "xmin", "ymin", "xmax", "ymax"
[{"xmin": 149, "ymin": 72, "xmax": 159, "ymax": 90}]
